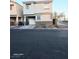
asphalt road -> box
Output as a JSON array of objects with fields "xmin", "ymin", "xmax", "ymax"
[{"xmin": 10, "ymin": 29, "xmax": 68, "ymax": 59}]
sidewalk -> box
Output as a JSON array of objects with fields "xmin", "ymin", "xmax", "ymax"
[
  {"xmin": 18, "ymin": 25, "xmax": 35, "ymax": 29},
  {"xmin": 10, "ymin": 25, "xmax": 35, "ymax": 29}
]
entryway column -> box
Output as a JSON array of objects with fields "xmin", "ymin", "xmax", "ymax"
[
  {"xmin": 24, "ymin": 16, "xmax": 26, "ymax": 25},
  {"xmin": 16, "ymin": 16, "xmax": 19, "ymax": 26},
  {"xmin": 35, "ymin": 16, "xmax": 37, "ymax": 20}
]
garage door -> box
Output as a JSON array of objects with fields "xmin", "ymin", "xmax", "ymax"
[{"xmin": 29, "ymin": 19, "xmax": 36, "ymax": 25}]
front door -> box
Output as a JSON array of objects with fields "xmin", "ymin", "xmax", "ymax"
[{"xmin": 26, "ymin": 18, "xmax": 29, "ymax": 25}]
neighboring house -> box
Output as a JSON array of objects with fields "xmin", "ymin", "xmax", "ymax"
[
  {"xmin": 23, "ymin": 0, "xmax": 53, "ymax": 28},
  {"xmin": 52, "ymin": 12, "xmax": 67, "ymax": 27},
  {"xmin": 10, "ymin": 0, "xmax": 23, "ymax": 26}
]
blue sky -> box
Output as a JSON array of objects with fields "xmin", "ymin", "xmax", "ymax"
[
  {"xmin": 53, "ymin": 0, "xmax": 68, "ymax": 15},
  {"xmin": 16, "ymin": 0, "xmax": 68, "ymax": 15}
]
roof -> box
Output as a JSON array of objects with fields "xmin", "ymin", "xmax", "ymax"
[
  {"xmin": 23, "ymin": 1, "xmax": 52, "ymax": 4},
  {"xmin": 10, "ymin": 1, "xmax": 23, "ymax": 7}
]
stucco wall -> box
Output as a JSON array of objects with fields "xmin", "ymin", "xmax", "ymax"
[
  {"xmin": 16, "ymin": 4, "xmax": 23, "ymax": 17},
  {"xmin": 10, "ymin": 2, "xmax": 17, "ymax": 15},
  {"xmin": 23, "ymin": 2, "xmax": 52, "ymax": 14},
  {"xmin": 35, "ymin": 13, "xmax": 52, "ymax": 21},
  {"xmin": 10, "ymin": 1, "xmax": 23, "ymax": 17},
  {"xmin": 41, "ymin": 14, "xmax": 52, "ymax": 21}
]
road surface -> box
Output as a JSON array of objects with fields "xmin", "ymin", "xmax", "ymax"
[{"xmin": 10, "ymin": 29, "xmax": 68, "ymax": 59}]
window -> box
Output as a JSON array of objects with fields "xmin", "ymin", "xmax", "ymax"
[
  {"xmin": 37, "ymin": 15, "xmax": 40, "ymax": 20},
  {"xmin": 26, "ymin": 3, "xmax": 31, "ymax": 9},
  {"xmin": 10, "ymin": 4, "xmax": 14, "ymax": 10},
  {"xmin": 10, "ymin": 5, "xmax": 12, "ymax": 10},
  {"xmin": 26, "ymin": 5, "xmax": 29, "ymax": 9},
  {"xmin": 33, "ymin": 2, "xmax": 37, "ymax": 4}
]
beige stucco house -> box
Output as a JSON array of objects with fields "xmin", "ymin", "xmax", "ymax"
[
  {"xmin": 23, "ymin": 0, "xmax": 53, "ymax": 28},
  {"xmin": 10, "ymin": 0, "xmax": 23, "ymax": 26}
]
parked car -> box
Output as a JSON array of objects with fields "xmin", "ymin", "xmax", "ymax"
[{"xmin": 18, "ymin": 21, "xmax": 24, "ymax": 26}]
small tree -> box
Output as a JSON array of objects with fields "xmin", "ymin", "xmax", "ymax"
[{"xmin": 53, "ymin": 12, "xmax": 66, "ymax": 27}]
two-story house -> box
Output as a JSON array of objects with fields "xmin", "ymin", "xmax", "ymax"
[
  {"xmin": 23, "ymin": 0, "xmax": 53, "ymax": 28},
  {"xmin": 10, "ymin": 0, "xmax": 23, "ymax": 26}
]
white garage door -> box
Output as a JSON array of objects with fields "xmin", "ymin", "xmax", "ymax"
[{"xmin": 29, "ymin": 19, "xmax": 36, "ymax": 25}]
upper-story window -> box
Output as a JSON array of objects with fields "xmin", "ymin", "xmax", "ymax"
[
  {"xmin": 33, "ymin": 2, "xmax": 37, "ymax": 4},
  {"xmin": 10, "ymin": 4, "xmax": 14, "ymax": 10},
  {"xmin": 26, "ymin": 3, "xmax": 31, "ymax": 9}
]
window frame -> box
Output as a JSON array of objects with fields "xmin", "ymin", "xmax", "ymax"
[
  {"xmin": 10, "ymin": 4, "xmax": 14, "ymax": 10},
  {"xmin": 26, "ymin": 3, "xmax": 31, "ymax": 9}
]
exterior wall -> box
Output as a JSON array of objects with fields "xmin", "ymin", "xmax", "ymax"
[
  {"xmin": 16, "ymin": 3, "xmax": 23, "ymax": 17},
  {"xmin": 36, "ymin": 13, "xmax": 52, "ymax": 21},
  {"xmin": 10, "ymin": 2, "xmax": 17, "ymax": 16},
  {"xmin": 10, "ymin": 1, "xmax": 23, "ymax": 17},
  {"xmin": 41, "ymin": 14, "xmax": 51, "ymax": 21},
  {"xmin": 23, "ymin": 2, "xmax": 52, "ymax": 14},
  {"xmin": 23, "ymin": 0, "xmax": 53, "ymax": 27},
  {"xmin": 36, "ymin": 21, "xmax": 53, "ymax": 28},
  {"xmin": 10, "ymin": 0, "xmax": 15, "ymax": 2},
  {"xmin": 10, "ymin": 1, "xmax": 23, "ymax": 26}
]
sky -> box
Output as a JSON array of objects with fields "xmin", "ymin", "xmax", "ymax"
[{"xmin": 16, "ymin": 0, "xmax": 68, "ymax": 16}]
